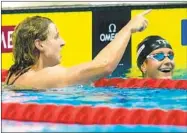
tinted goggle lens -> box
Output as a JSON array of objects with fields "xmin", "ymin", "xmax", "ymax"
[{"xmin": 153, "ymin": 53, "xmax": 174, "ymax": 61}]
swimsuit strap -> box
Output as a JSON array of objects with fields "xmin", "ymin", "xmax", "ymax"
[
  {"xmin": 7, "ymin": 66, "xmax": 32, "ymax": 85},
  {"xmin": 6, "ymin": 71, "xmax": 13, "ymax": 85}
]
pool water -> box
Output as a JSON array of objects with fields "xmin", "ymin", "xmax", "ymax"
[
  {"xmin": 2, "ymin": 120, "xmax": 187, "ymax": 132},
  {"xmin": 2, "ymin": 85, "xmax": 187, "ymax": 110},
  {"xmin": 2, "ymin": 85, "xmax": 187, "ymax": 132}
]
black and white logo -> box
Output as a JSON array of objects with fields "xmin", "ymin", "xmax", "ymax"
[{"xmin": 100, "ymin": 23, "xmax": 117, "ymax": 42}]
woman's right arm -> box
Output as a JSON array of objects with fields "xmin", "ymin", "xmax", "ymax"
[{"xmin": 27, "ymin": 10, "xmax": 151, "ymax": 89}]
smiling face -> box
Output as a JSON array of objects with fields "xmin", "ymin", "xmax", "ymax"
[
  {"xmin": 141, "ymin": 48, "xmax": 175, "ymax": 79},
  {"xmin": 39, "ymin": 23, "xmax": 65, "ymax": 66}
]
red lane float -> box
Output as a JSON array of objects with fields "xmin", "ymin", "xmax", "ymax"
[
  {"xmin": 2, "ymin": 102, "xmax": 187, "ymax": 126},
  {"xmin": 2, "ymin": 69, "xmax": 8, "ymax": 82},
  {"xmin": 94, "ymin": 78, "xmax": 187, "ymax": 89}
]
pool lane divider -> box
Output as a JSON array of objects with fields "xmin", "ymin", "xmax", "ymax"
[
  {"xmin": 94, "ymin": 78, "xmax": 187, "ymax": 89},
  {"xmin": 2, "ymin": 102, "xmax": 187, "ymax": 126},
  {"xmin": 2, "ymin": 69, "xmax": 8, "ymax": 82}
]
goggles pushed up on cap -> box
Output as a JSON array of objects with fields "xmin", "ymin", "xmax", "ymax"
[{"xmin": 146, "ymin": 52, "xmax": 174, "ymax": 61}]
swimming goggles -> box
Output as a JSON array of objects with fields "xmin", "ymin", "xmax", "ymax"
[{"xmin": 146, "ymin": 52, "xmax": 174, "ymax": 61}]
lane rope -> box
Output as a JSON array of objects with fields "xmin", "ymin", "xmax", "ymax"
[
  {"xmin": 94, "ymin": 78, "xmax": 187, "ymax": 89},
  {"xmin": 2, "ymin": 102, "xmax": 187, "ymax": 126}
]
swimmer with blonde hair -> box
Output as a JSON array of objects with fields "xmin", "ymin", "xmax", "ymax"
[{"xmin": 6, "ymin": 10, "xmax": 151, "ymax": 90}]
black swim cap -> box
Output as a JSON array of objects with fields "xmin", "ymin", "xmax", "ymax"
[{"xmin": 137, "ymin": 35, "xmax": 172, "ymax": 70}]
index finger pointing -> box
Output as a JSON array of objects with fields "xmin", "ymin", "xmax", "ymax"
[{"xmin": 141, "ymin": 9, "xmax": 152, "ymax": 16}]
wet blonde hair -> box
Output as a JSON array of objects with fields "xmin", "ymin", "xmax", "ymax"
[{"xmin": 9, "ymin": 16, "xmax": 53, "ymax": 75}]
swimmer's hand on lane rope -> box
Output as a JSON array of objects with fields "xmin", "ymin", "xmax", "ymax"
[{"xmin": 127, "ymin": 9, "xmax": 152, "ymax": 33}]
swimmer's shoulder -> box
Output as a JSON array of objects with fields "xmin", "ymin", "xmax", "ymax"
[
  {"xmin": 24, "ymin": 65, "xmax": 67, "ymax": 89},
  {"xmin": 6, "ymin": 65, "xmax": 65, "ymax": 89}
]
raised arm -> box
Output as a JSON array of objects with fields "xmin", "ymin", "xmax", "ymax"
[
  {"xmin": 25, "ymin": 10, "xmax": 151, "ymax": 89},
  {"xmin": 93, "ymin": 9, "xmax": 151, "ymax": 73}
]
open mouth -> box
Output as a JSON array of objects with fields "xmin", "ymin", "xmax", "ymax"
[{"xmin": 159, "ymin": 68, "xmax": 172, "ymax": 73}]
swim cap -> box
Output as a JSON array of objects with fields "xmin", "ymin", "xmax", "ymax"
[{"xmin": 137, "ymin": 35, "xmax": 172, "ymax": 69}]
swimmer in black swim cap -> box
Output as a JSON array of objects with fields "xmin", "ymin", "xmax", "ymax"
[{"xmin": 137, "ymin": 35, "xmax": 175, "ymax": 79}]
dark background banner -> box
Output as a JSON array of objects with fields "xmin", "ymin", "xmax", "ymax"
[{"xmin": 92, "ymin": 7, "xmax": 131, "ymax": 77}]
